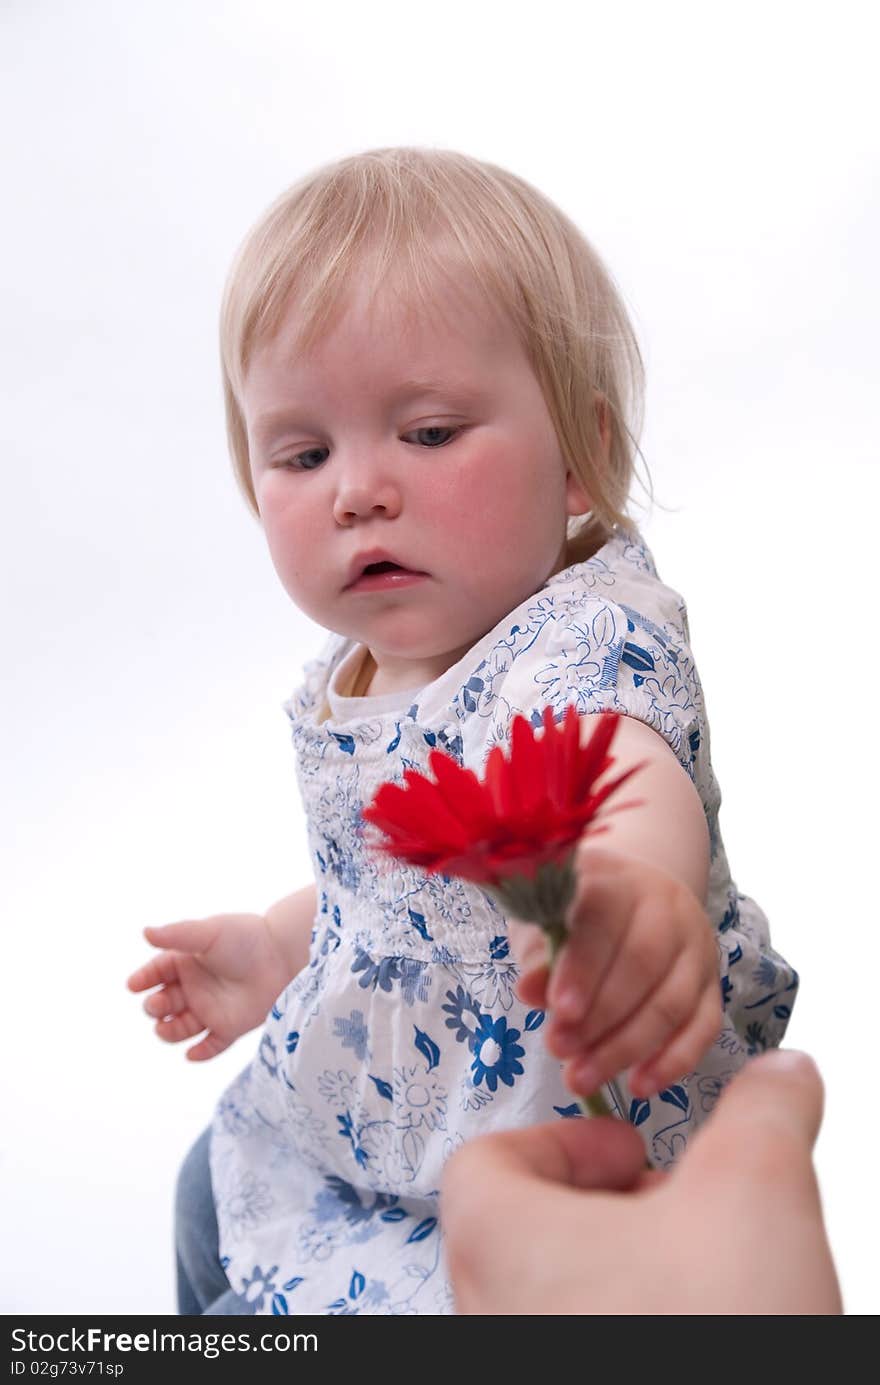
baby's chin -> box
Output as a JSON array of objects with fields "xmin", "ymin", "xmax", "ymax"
[{"xmin": 321, "ymin": 578, "xmax": 540, "ymax": 669}]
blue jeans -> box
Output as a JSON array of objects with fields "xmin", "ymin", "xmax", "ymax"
[{"xmin": 175, "ymin": 1126, "xmax": 253, "ymax": 1315}]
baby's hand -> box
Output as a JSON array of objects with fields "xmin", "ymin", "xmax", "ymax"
[
  {"xmin": 512, "ymin": 844, "xmax": 722, "ymax": 1099},
  {"xmin": 126, "ymin": 912, "xmax": 291, "ymax": 1061}
]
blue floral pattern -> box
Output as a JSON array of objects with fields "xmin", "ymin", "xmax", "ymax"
[
  {"xmin": 470, "ymin": 1014, "xmax": 526, "ymax": 1091},
  {"xmin": 210, "ymin": 527, "xmax": 798, "ymax": 1314}
]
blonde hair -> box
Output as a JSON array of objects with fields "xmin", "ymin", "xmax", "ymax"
[{"xmin": 220, "ymin": 147, "xmax": 649, "ymax": 561}]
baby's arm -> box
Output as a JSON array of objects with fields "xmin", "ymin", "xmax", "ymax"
[
  {"xmin": 265, "ymin": 882, "xmax": 318, "ymax": 980},
  {"xmin": 581, "ymin": 712, "xmax": 710, "ymax": 898},
  {"xmin": 512, "ymin": 714, "xmax": 721, "ymax": 1099},
  {"xmin": 127, "ymin": 883, "xmax": 317, "ymax": 1060}
]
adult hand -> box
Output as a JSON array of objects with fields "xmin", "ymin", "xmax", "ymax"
[{"xmin": 442, "ymin": 1049, "xmax": 842, "ymax": 1315}]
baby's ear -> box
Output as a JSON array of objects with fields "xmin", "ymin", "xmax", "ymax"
[{"xmin": 565, "ymin": 467, "xmax": 592, "ymax": 518}]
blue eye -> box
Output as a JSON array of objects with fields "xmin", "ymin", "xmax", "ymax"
[
  {"xmin": 409, "ymin": 426, "xmax": 458, "ymax": 447},
  {"xmin": 285, "ymin": 448, "xmax": 328, "ymax": 471},
  {"xmin": 279, "ymin": 427, "xmax": 458, "ymax": 471}
]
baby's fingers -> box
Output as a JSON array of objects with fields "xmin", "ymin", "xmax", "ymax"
[
  {"xmin": 549, "ymin": 920, "xmax": 676, "ymax": 1057},
  {"xmin": 154, "ymin": 1014, "xmax": 231, "ymax": 1062},
  {"xmin": 516, "ymin": 961, "xmax": 551, "ymax": 1008},
  {"xmin": 142, "ymin": 982, "xmax": 185, "ymax": 1021},
  {"xmin": 149, "ymin": 1010, "xmax": 231, "ymax": 1061},
  {"xmin": 126, "ymin": 951, "xmax": 180, "ymax": 993},
  {"xmin": 507, "ymin": 916, "xmax": 547, "ymax": 969},
  {"xmin": 127, "ymin": 921, "xmax": 216, "ymax": 991},
  {"xmin": 184, "ymin": 1031, "xmax": 233, "ymax": 1063},
  {"xmin": 564, "ymin": 956, "xmax": 712, "ymax": 1098},
  {"xmin": 507, "ymin": 916, "xmax": 552, "ymax": 1006},
  {"xmin": 544, "ymin": 915, "xmax": 621, "ymax": 1028},
  {"xmin": 628, "ymin": 986, "xmax": 723, "ymax": 1098},
  {"xmin": 143, "ymin": 919, "xmax": 220, "ymax": 954},
  {"xmin": 153, "ymin": 1010, "xmax": 205, "ymax": 1047}
]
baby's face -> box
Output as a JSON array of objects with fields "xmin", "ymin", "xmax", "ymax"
[{"xmin": 242, "ymin": 273, "xmax": 590, "ymax": 693}]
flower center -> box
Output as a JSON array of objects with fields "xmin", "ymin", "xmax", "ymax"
[
  {"xmin": 478, "ymin": 1037, "xmax": 502, "ymax": 1067},
  {"xmin": 406, "ymin": 1082, "xmax": 431, "ymax": 1108}
]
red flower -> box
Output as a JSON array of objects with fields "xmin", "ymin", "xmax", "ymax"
[
  {"xmin": 362, "ymin": 706, "xmax": 643, "ymax": 889},
  {"xmin": 362, "ymin": 705, "xmax": 646, "ymax": 1127}
]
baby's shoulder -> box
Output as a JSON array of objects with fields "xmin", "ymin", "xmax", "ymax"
[
  {"xmin": 480, "ymin": 529, "xmax": 691, "ymax": 687},
  {"xmin": 453, "ymin": 530, "xmax": 702, "ymax": 773}
]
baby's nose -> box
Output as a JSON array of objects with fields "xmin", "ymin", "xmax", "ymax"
[{"xmin": 332, "ymin": 462, "xmax": 403, "ymax": 523}]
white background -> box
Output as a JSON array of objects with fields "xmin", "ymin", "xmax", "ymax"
[{"xmin": 2, "ymin": 0, "xmax": 877, "ymax": 1315}]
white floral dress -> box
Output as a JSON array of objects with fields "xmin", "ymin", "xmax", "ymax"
[{"xmin": 210, "ymin": 526, "xmax": 798, "ymax": 1315}]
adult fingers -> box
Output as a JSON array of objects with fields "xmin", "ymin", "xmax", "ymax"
[
  {"xmin": 443, "ymin": 1112, "xmax": 646, "ymax": 1221},
  {"xmin": 443, "ymin": 1114, "xmax": 654, "ymax": 1317},
  {"xmin": 686, "ymin": 1049, "xmax": 825, "ymax": 1182},
  {"xmin": 674, "ymin": 1048, "xmax": 842, "ymax": 1314}
]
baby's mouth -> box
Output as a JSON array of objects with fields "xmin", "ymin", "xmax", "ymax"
[{"xmin": 345, "ymin": 561, "xmax": 429, "ymax": 593}]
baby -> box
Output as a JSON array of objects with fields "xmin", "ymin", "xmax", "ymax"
[{"xmin": 128, "ymin": 147, "xmax": 799, "ymax": 1316}]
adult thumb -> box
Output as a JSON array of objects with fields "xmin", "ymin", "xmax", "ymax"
[
  {"xmin": 686, "ymin": 1049, "xmax": 824, "ymax": 1185},
  {"xmin": 444, "ymin": 1112, "xmax": 645, "ymax": 1221}
]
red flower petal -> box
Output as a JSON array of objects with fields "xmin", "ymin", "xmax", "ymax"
[
  {"xmin": 541, "ymin": 703, "xmax": 570, "ymax": 809},
  {"xmin": 509, "ymin": 715, "xmax": 548, "ymax": 819},
  {"xmin": 364, "ymin": 771, "xmax": 469, "ymax": 852},
  {"xmin": 575, "ymin": 762, "xmax": 646, "ymax": 821},
  {"xmin": 426, "ymin": 751, "xmax": 496, "ymax": 838},
  {"xmin": 362, "ymin": 781, "xmax": 415, "ymax": 831},
  {"xmin": 484, "ymin": 743, "xmax": 511, "ymax": 818},
  {"xmin": 570, "ymin": 710, "xmax": 618, "ymax": 802},
  {"xmin": 539, "ymin": 704, "xmax": 559, "ymax": 806},
  {"xmin": 362, "ymin": 704, "xmax": 644, "ymax": 902},
  {"xmin": 560, "ymin": 703, "xmax": 582, "ymax": 808}
]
